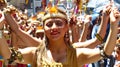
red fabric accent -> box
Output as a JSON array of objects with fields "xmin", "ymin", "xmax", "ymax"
[
  {"xmin": 0, "ymin": 60, "xmax": 3, "ymax": 67},
  {"xmin": 17, "ymin": 63, "xmax": 27, "ymax": 67},
  {"xmin": 83, "ymin": 64, "xmax": 88, "ymax": 67}
]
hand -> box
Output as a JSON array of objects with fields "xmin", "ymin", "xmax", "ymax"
[
  {"xmin": 3, "ymin": 5, "xmax": 17, "ymax": 15},
  {"xmin": 110, "ymin": 7, "xmax": 120, "ymax": 23},
  {"xmin": 83, "ymin": 15, "xmax": 92, "ymax": 27},
  {"xmin": 103, "ymin": 5, "xmax": 112, "ymax": 15},
  {"xmin": 69, "ymin": 15, "xmax": 77, "ymax": 26},
  {"xmin": 84, "ymin": 15, "xmax": 92, "ymax": 23}
]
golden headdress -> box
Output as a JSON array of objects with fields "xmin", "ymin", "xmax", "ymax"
[{"xmin": 42, "ymin": 6, "xmax": 68, "ymax": 22}]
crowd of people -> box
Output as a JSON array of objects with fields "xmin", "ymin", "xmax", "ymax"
[{"xmin": 0, "ymin": 0, "xmax": 120, "ymax": 67}]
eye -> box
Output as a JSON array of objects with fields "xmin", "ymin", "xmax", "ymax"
[
  {"xmin": 46, "ymin": 22, "xmax": 53, "ymax": 27},
  {"xmin": 56, "ymin": 21, "xmax": 64, "ymax": 26}
]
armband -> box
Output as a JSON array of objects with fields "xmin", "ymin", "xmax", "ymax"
[
  {"xmin": 95, "ymin": 34, "xmax": 103, "ymax": 43},
  {"xmin": 100, "ymin": 49, "xmax": 110, "ymax": 59},
  {"xmin": 8, "ymin": 47, "xmax": 23, "ymax": 64}
]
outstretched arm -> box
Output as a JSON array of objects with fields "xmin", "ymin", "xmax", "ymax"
[
  {"xmin": 77, "ymin": 6, "xmax": 120, "ymax": 66},
  {"xmin": 73, "ymin": 5, "xmax": 111, "ymax": 48},
  {"xmin": 103, "ymin": 7, "xmax": 120, "ymax": 55},
  {"xmin": 4, "ymin": 11, "xmax": 40, "ymax": 47},
  {"xmin": 0, "ymin": 36, "xmax": 37, "ymax": 66},
  {"xmin": 79, "ymin": 15, "xmax": 92, "ymax": 42},
  {"xmin": 0, "ymin": 36, "xmax": 11, "ymax": 60}
]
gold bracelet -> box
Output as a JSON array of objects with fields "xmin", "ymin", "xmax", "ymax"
[
  {"xmin": 100, "ymin": 49, "xmax": 110, "ymax": 59},
  {"xmin": 95, "ymin": 34, "xmax": 103, "ymax": 43}
]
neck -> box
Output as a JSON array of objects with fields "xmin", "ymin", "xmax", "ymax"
[{"xmin": 48, "ymin": 38, "xmax": 67, "ymax": 52}]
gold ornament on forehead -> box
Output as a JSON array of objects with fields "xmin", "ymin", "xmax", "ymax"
[
  {"xmin": 42, "ymin": 6, "xmax": 67, "ymax": 22},
  {"xmin": 49, "ymin": 6, "xmax": 58, "ymax": 14}
]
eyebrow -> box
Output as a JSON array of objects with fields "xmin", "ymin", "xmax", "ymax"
[{"xmin": 45, "ymin": 18, "xmax": 67, "ymax": 23}]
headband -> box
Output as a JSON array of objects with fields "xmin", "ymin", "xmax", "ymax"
[{"xmin": 42, "ymin": 6, "xmax": 68, "ymax": 22}]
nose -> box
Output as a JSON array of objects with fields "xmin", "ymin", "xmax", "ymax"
[{"xmin": 51, "ymin": 23, "xmax": 57, "ymax": 29}]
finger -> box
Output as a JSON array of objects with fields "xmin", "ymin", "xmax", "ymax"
[
  {"xmin": 113, "ymin": 9, "xmax": 120, "ymax": 18},
  {"xmin": 103, "ymin": 5, "xmax": 112, "ymax": 15}
]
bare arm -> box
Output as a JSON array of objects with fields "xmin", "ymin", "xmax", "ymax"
[
  {"xmin": 17, "ymin": 47, "xmax": 37, "ymax": 66},
  {"xmin": 73, "ymin": 6, "xmax": 110, "ymax": 48},
  {"xmin": 76, "ymin": 6, "xmax": 120, "ymax": 66},
  {"xmin": 0, "ymin": 36, "xmax": 11, "ymax": 60},
  {"xmin": 1, "ymin": 35, "xmax": 37, "ymax": 65},
  {"xmin": 0, "ymin": 35, "xmax": 37, "ymax": 66},
  {"xmin": 11, "ymin": 32, "xmax": 30, "ymax": 49},
  {"xmin": 4, "ymin": 12, "xmax": 40, "ymax": 47},
  {"xmin": 79, "ymin": 15, "xmax": 92, "ymax": 42},
  {"xmin": 69, "ymin": 15, "xmax": 81, "ymax": 43},
  {"xmin": 0, "ymin": 11, "xmax": 11, "ymax": 61}
]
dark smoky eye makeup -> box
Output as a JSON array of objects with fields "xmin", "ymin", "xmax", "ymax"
[
  {"xmin": 55, "ymin": 20, "xmax": 64, "ymax": 26},
  {"xmin": 46, "ymin": 21, "xmax": 53, "ymax": 27},
  {"xmin": 45, "ymin": 20, "xmax": 65, "ymax": 27}
]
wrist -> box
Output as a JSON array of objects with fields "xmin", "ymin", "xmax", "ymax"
[
  {"xmin": 100, "ymin": 49, "xmax": 111, "ymax": 59},
  {"xmin": 110, "ymin": 23, "xmax": 118, "ymax": 29}
]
